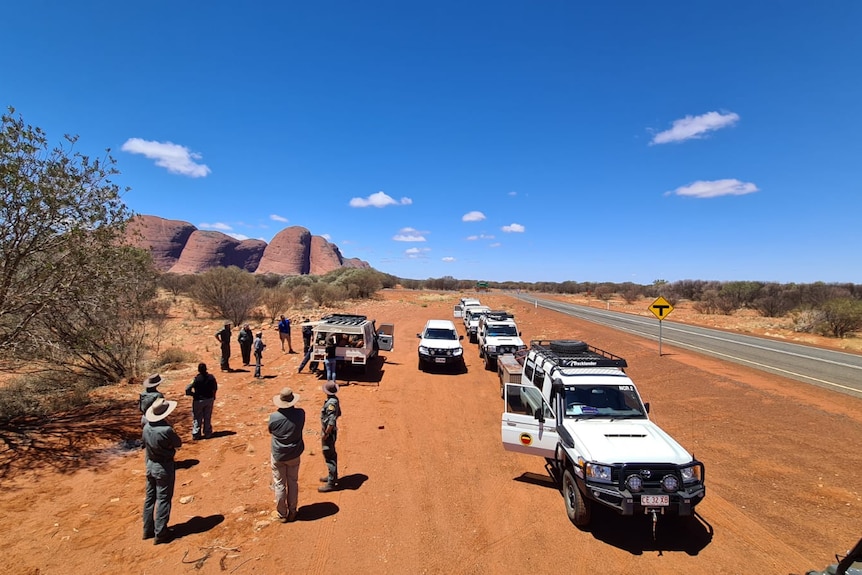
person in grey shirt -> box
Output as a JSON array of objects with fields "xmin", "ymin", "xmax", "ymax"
[
  {"xmin": 138, "ymin": 373, "xmax": 164, "ymax": 427},
  {"xmin": 269, "ymin": 387, "xmax": 305, "ymax": 523},
  {"xmin": 142, "ymin": 398, "xmax": 182, "ymax": 544}
]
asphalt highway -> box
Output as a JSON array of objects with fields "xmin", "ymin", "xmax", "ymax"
[{"xmin": 509, "ymin": 293, "xmax": 862, "ymax": 399}]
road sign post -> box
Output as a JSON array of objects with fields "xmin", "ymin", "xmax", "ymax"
[{"xmin": 649, "ymin": 296, "xmax": 675, "ymax": 356}]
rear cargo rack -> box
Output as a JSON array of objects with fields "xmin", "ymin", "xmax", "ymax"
[
  {"xmin": 530, "ymin": 340, "xmax": 627, "ymax": 368},
  {"xmin": 484, "ymin": 311, "xmax": 515, "ymax": 322},
  {"xmin": 319, "ymin": 314, "xmax": 369, "ymax": 326}
]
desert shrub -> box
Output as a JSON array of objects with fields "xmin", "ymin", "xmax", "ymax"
[
  {"xmin": 260, "ymin": 287, "xmax": 293, "ymax": 323},
  {"xmin": 791, "ymin": 308, "xmax": 826, "ymax": 334},
  {"xmin": 189, "ymin": 266, "xmax": 262, "ymax": 325},
  {"xmin": 820, "ymin": 298, "xmax": 862, "ymax": 338},
  {"xmin": 157, "ymin": 347, "xmax": 197, "ymax": 368}
]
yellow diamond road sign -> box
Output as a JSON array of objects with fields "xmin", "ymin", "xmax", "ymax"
[{"xmin": 649, "ymin": 296, "xmax": 674, "ymax": 320}]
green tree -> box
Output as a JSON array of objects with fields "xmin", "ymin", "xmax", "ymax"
[
  {"xmin": 1, "ymin": 107, "xmax": 156, "ymax": 383},
  {"xmin": 189, "ymin": 266, "xmax": 262, "ymax": 326}
]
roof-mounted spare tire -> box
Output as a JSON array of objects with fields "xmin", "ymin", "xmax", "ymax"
[{"xmin": 550, "ymin": 340, "xmax": 588, "ymax": 354}]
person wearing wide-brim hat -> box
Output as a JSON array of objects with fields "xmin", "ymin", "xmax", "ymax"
[
  {"xmin": 138, "ymin": 374, "xmax": 165, "ymax": 427},
  {"xmin": 269, "ymin": 387, "xmax": 305, "ymax": 523},
  {"xmin": 318, "ymin": 381, "xmax": 342, "ymax": 493},
  {"xmin": 142, "ymin": 398, "xmax": 182, "ymax": 545}
]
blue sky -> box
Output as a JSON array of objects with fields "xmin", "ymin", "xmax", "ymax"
[{"xmin": 3, "ymin": 1, "xmax": 861, "ymax": 284}]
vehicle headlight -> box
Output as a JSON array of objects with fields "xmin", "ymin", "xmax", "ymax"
[
  {"xmin": 452, "ymin": 348, "xmax": 463, "ymax": 356},
  {"xmin": 418, "ymin": 346, "xmax": 429, "ymax": 354},
  {"xmin": 680, "ymin": 464, "xmax": 702, "ymax": 483},
  {"xmin": 517, "ymin": 345, "xmax": 527, "ymax": 351},
  {"xmin": 487, "ymin": 345, "xmax": 497, "ymax": 353},
  {"xmin": 661, "ymin": 475, "xmax": 679, "ymax": 492},
  {"xmin": 625, "ymin": 475, "xmax": 643, "ymax": 493},
  {"xmin": 585, "ymin": 463, "xmax": 612, "ymax": 483}
]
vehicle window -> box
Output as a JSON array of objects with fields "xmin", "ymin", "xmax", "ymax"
[
  {"xmin": 521, "ymin": 386, "xmax": 554, "ymax": 420},
  {"xmin": 532, "ymin": 367, "xmax": 545, "ymax": 389},
  {"xmin": 563, "ymin": 386, "xmax": 646, "ymax": 418},
  {"xmin": 425, "ymin": 328, "xmax": 458, "ymax": 340},
  {"xmin": 488, "ymin": 325, "xmax": 518, "ymax": 337},
  {"xmin": 523, "ymin": 359, "xmax": 535, "ymax": 382}
]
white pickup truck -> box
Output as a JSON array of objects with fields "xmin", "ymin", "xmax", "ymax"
[{"xmin": 501, "ymin": 340, "xmax": 705, "ymax": 533}]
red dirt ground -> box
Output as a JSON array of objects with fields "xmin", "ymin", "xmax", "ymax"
[{"xmin": 1, "ymin": 290, "xmax": 860, "ymax": 575}]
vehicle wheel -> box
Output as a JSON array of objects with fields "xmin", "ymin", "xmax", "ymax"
[
  {"xmin": 417, "ymin": 358, "xmax": 424, "ymax": 372},
  {"xmin": 484, "ymin": 354, "xmax": 493, "ymax": 371},
  {"xmin": 478, "ymin": 347, "xmax": 484, "ymax": 358},
  {"xmin": 550, "ymin": 340, "xmax": 588, "ymax": 354},
  {"xmin": 563, "ymin": 469, "xmax": 591, "ymax": 527}
]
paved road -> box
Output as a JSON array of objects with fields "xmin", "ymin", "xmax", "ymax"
[{"xmin": 509, "ymin": 293, "xmax": 862, "ymax": 399}]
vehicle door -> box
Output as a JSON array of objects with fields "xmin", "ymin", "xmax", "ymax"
[
  {"xmin": 501, "ymin": 383, "xmax": 559, "ymax": 458},
  {"xmin": 376, "ymin": 323, "xmax": 395, "ymax": 351}
]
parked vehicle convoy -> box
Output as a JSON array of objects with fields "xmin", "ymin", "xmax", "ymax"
[
  {"xmin": 501, "ymin": 339, "xmax": 705, "ymax": 535},
  {"xmin": 310, "ymin": 314, "xmax": 394, "ymax": 374},
  {"xmin": 417, "ymin": 319, "xmax": 465, "ymax": 372},
  {"xmin": 476, "ymin": 310, "xmax": 526, "ymax": 370},
  {"xmin": 453, "ymin": 297, "xmax": 482, "ymax": 319}
]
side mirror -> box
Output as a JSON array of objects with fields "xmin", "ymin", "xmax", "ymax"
[
  {"xmin": 416, "ymin": 333, "xmax": 421, "ymax": 338},
  {"xmin": 644, "ymin": 402, "xmax": 650, "ymax": 414},
  {"xmin": 459, "ymin": 335, "xmax": 464, "ymax": 340}
]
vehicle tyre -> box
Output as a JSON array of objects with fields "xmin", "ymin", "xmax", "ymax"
[
  {"xmin": 550, "ymin": 340, "xmax": 588, "ymax": 354},
  {"xmin": 469, "ymin": 333, "xmax": 477, "ymax": 344},
  {"xmin": 417, "ymin": 358, "xmax": 424, "ymax": 372},
  {"xmin": 563, "ymin": 469, "xmax": 591, "ymax": 527}
]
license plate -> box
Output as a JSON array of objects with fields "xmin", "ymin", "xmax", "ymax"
[
  {"xmin": 641, "ymin": 495, "xmax": 669, "ymax": 507},
  {"xmin": 435, "ymin": 358, "xmax": 447, "ymax": 363}
]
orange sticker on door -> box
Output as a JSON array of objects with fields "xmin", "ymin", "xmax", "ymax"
[{"xmin": 519, "ymin": 433, "xmax": 532, "ymax": 446}]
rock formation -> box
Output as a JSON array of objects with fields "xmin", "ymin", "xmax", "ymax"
[{"xmin": 124, "ymin": 216, "xmax": 367, "ymax": 275}]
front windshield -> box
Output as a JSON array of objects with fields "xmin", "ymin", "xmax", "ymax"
[
  {"xmin": 487, "ymin": 325, "xmax": 518, "ymax": 337},
  {"xmin": 425, "ymin": 328, "xmax": 458, "ymax": 340},
  {"xmin": 564, "ymin": 385, "xmax": 646, "ymax": 419}
]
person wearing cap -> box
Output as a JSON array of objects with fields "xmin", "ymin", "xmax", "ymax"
[
  {"xmin": 185, "ymin": 363, "xmax": 218, "ymax": 440},
  {"xmin": 253, "ymin": 331, "xmax": 266, "ymax": 379},
  {"xmin": 138, "ymin": 374, "xmax": 165, "ymax": 427},
  {"xmin": 318, "ymin": 381, "xmax": 341, "ymax": 493},
  {"xmin": 269, "ymin": 387, "xmax": 305, "ymax": 523},
  {"xmin": 142, "ymin": 397, "xmax": 182, "ymax": 544},
  {"xmin": 215, "ymin": 322, "xmax": 232, "ymax": 372},
  {"xmin": 237, "ymin": 324, "xmax": 253, "ymax": 367}
]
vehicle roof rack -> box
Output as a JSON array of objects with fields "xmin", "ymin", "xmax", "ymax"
[
  {"xmin": 485, "ymin": 310, "xmax": 514, "ymax": 321},
  {"xmin": 530, "ymin": 340, "xmax": 627, "ymax": 368},
  {"xmin": 319, "ymin": 313, "xmax": 369, "ymax": 326}
]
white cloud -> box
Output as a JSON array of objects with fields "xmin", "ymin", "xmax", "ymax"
[
  {"xmin": 393, "ymin": 227, "xmax": 427, "ymax": 242},
  {"xmin": 199, "ymin": 222, "xmax": 232, "ymax": 231},
  {"xmin": 489, "ymin": 242, "xmax": 501, "ymax": 248},
  {"xmin": 270, "ymin": 214, "xmax": 288, "ymax": 223},
  {"xmin": 227, "ymin": 233, "xmax": 249, "ymax": 241},
  {"xmin": 121, "ymin": 138, "xmax": 211, "ymax": 177},
  {"xmin": 501, "ymin": 223, "xmax": 525, "ymax": 233},
  {"xmin": 462, "ymin": 211, "xmax": 486, "ymax": 222},
  {"xmin": 508, "ymin": 191, "xmax": 517, "ymax": 196},
  {"xmin": 321, "ymin": 234, "xmax": 331, "ymax": 240},
  {"xmin": 650, "ymin": 111, "xmax": 740, "ymax": 145},
  {"xmin": 442, "ymin": 256, "xmax": 455, "ymax": 262},
  {"xmin": 405, "ymin": 247, "xmax": 431, "ymax": 259},
  {"xmin": 349, "ymin": 191, "xmax": 413, "ymax": 208},
  {"xmin": 466, "ymin": 233, "xmax": 495, "ymax": 241},
  {"xmin": 667, "ymin": 179, "xmax": 759, "ymax": 198}
]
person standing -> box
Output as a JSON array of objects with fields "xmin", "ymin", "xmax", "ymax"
[
  {"xmin": 269, "ymin": 387, "xmax": 305, "ymax": 523},
  {"xmin": 142, "ymin": 397, "xmax": 182, "ymax": 544},
  {"xmin": 253, "ymin": 331, "xmax": 266, "ymax": 379},
  {"xmin": 215, "ymin": 322, "xmax": 232, "ymax": 372},
  {"xmin": 318, "ymin": 381, "xmax": 341, "ymax": 492},
  {"xmin": 138, "ymin": 374, "xmax": 165, "ymax": 427},
  {"xmin": 185, "ymin": 363, "xmax": 218, "ymax": 440},
  {"xmin": 324, "ymin": 334, "xmax": 337, "ymax": 383},
  {"xmin": 237, "ymin": 324, "xmax": 253, "ymax": 366},
  {"xmin": 277, "ymin": 315, "xmax": 295, "ymax": 353},
  {"xmin": 301, "ymin": 318, "xmax": 313, "ymax": 353}
]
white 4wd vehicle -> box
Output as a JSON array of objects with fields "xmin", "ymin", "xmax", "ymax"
[
  {"xmin": 502, "ymin": 340, "xmax": 705, "ymax": 532},
  {"xmin": 461, "ymin": 304, "xmax": 491, "ymax": 344},
  {"xmin": 417, "ymin": 319, "xmax": 465, "ymax": 372},
  {"xmin": 477, "ymin": 311, "xmax": 526, "ymax": 371}
]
